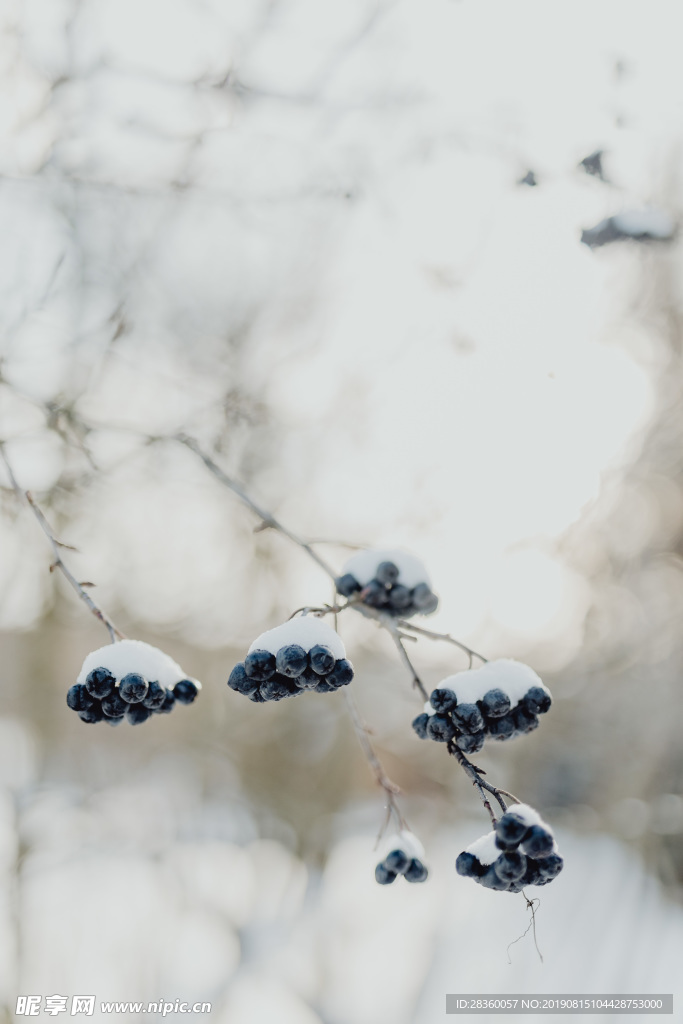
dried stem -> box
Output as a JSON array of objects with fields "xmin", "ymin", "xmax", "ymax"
[
  {"xmin": 398, "ymin": 620, "xmax": 488, "ymax": 665},
  {"xmin": 342, "ymin": 688, "xmax": 408, "ymax": 833},
  {"xmin": 448, "ymin": 740, "xmax": 508, "ymax": 826},
  {"xmin": 0, "ymin": 444, "xmax": 125, "ymax": 644},
  {"xmin": 175, "ymin": 434, "xmax": 336, "ymax": 580}
]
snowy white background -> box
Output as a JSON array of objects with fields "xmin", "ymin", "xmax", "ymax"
[{"xmin": 1, "ymin": 0, "xmax": 683, "ymax": 1021}]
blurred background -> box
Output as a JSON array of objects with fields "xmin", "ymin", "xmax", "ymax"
[{"xmin": 1, "ymin": 0, "xmax": 683, "ymax": 1021}]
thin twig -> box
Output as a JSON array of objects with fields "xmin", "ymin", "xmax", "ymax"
[
  {"xmin": 398, "ymin": 620, "xmax": 488, "ymax": 664},
  {"xmin": 343, "ymin": 688, "xmax": 408, "ymax": 834},
  {"xmin": 0, "ymin": 444, "xmax": 125, "ymax": 643},
  {"xmin": 507, "ymin": 894, "xmax": 543, "ymax": 964},
  {"xmin": 175, "ymin": 434, "xmax": 337, "ymax": 580},
  {"xmin": 447, "ymin": 740, "xmax": 508, "ymax": 825}
]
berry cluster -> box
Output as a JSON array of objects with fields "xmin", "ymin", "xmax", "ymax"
[
  {"xmin": 335, "ymin": 548, "xmax": 438, "ymax": 618},
  {"xmin": 66, "ymin": 640, "xmax": 201, "ymax": 726},
  {"xmin": 456, "ymin": 804, "xmax": 563, "ymax": 892},
  {"xmin": 228, "ymin": 616, "xmax": 353, "ymax": 702},
  {"xmin": 374, "ymin": 831, "xmax": 429, "ymax": 886},
  {"xmin": 412, "ymin": 659, "xmax": 551, "ymax": 754}
]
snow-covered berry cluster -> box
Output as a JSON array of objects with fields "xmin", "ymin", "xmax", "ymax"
[
  {"xmin": 456, "ymin": 804, "xmax": 563, "ymax": 892},
  {"xmin": 412, "ymin": 659, "xmax": 551, "ymax": 754},
  {"xmin": 335, "ymin": 548, "xmax": 438, "ymax": 618},
  {"xmin": 228, "ymin": 617, "xmax": 353, "ymax": 702},
  {"xmin": 66, "ymin": 640, "xmax": 201, "ymax": 726},
  {"xmin": 374, "ymin": 830, "xmax": 429, "ymax": 886}
]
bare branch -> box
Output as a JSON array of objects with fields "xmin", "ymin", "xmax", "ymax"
[
  {"xmin": 342, "ymin": 687, "xmax": 408, "ymax": 834},
  {"xmin": 447, "ymin": 740, "xmax": 508, "ymax": 825},
  {"xmin": 174, "ymin": 434, "xmax": 337, "ymax": 580},
  {"xmin": 0, "ymin": 444, "xmax": 125, "ymax": 644},
  {"xmin": 398, "ymin": 620, "xmax": 488, "ymax": 664}
]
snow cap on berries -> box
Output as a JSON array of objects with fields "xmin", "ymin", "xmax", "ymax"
[
  {"xmin": 439, "ymin": 659, "xmax": 548, "ymax": 707},
  {"xmin": 248, "ymin": 616, "xmax": 346, "ymax": 659},
  {"xmin": 377, "ymin": 828, "xmax": 425, "ymax": 863},
  {"xmin": 77, "ymin": 639, "xmax": 201, "ymax": 691}
]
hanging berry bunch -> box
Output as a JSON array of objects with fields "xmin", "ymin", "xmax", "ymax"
[
  {"xmin": 335, "ymin": 548, "xmax": 438, "ymax": 617},
  {"xmin": 456, "ymin": 804, "xmax": 564, "ymax": 892},
  {"xmin": 228, "ymin": 616, "xmax": 353, "ymax": 702},
  {"xmin": 67, "ymin": 639, "xmax": 201, "ymax": 726},
  {"xmin": 412, "ymin": 660, "xmax": 552, "ymax": 754},
  {"xmin": 374, "ymin": 830, "xmax": 429, "ymax": 885}
]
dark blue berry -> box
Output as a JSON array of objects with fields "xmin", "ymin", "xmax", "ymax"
[
  {"xmin": 296, "ymin": 667, "xmax": 321, "ymax": 690},
  {"xmin": 537, "ymin": 853, "xmax": 563, "ymax": 879},
  {"xmin": 78, "ymin": 704, "xmax": 104, "ymax": 724},
  {"xmin": 456, "ymin": 852, "xmax": 480, "ymax": 877},
  {"xmin": 362, "ymin": 580, "xmax": 390, "ymax": 608},
  {"xmin": 261, "ymin": 675, "xmax": 295, "ymax": 701},
  {"xmin": 119, "ymin": 673, "xmax": 148, "ymax": 704},
  {"xmin": 478, "ymin": 865, "xmax": 511, "ymax": 891},
  {"xmin": 385, "ymin": 849, "xmax": 410, "ymax": 874},
  {"xmin": 453, "ymin": 703, "xmax": 484, "ymax": 734},
  {"xmin": 375, "ymin": 863, "xmax": 397, "ymax": 885},
  {"xmin": 376, "ymin": 561, "xmax": 399, "ymax": 585},
  {"xmin": 404, "ymin": 858, "xmax": 428, "ymax": 883},
  {"xmin": 155, "ymin": 689, "xmax": 176, "ymax": 714},
  {"xmin": 388, "ymin": 584, "xmax": 412, "ymax": 611},
  {"xmin": 494, "ymin": 851, "xmax": 527, "ymax": 883},
  {"xmin": 480, "ymin": 688, "xmax": 510, "ymax": 719},
  {"xmin": 426, "ymin": 714, "xmax": 456, "ymax": 742},
  {"xmin": 336, "ymin": 573, "xmax": 361, "ymax": 597},
  {"xmin": 244, "ymin": 650, "xmax": 276, "ymax": 681},
  {"xmin": 327, "ymin": 658, "xmax": 353, "ymax": 688},
  {"xmin": 411, "ymin": 584, "xmax": 438, "ymax": 614},
  {"xmin": 142, "ymin": 681, "xmax": 166, "ymax": 710},
  {"xmin": 309, "ymin": 645, "xmax": 335, "ymax": 675},
  {"xmin": 173, "ymin": 680, "xmax": 198, "ymax": 705},
  {"xmin": 521, "ymin": 859, "xmax": 544, "ymax": 886},
  {"xmin": 455, "ymin": 731, "xmax": 485, "ymax": 754},
  {"xmin": 276, "ymin": 645, "xmax": 308, "ymax": 677},
  {"xmin": 487, "ymin": 714, "xmax": 515, "ymax": 740},
  {"xmin": 512, "ymin": 705, "xmax": 539, "ymax": 734},
  {"xmin": 430, "ymin": 688, "xmax": 457, "ymax": 714},
  {"xmin": 314, "ymin": 678, "xmax": 336, "ymax": 693},
  {"xmin": 85, "ymin": 667, "xmax": 116, "ymax": 699},
  {"xmin": 524, "ymin": 686, "xmax": 552, "ymax": 715},
  {"xmin": 412, "ymin": 713, "xmax": 430, "ymax": 739},
  {"xmin": 521, "ymin": 825, "xmax": 554, "ymax": 859},
  {"xmin": 101, "ymin": 691, "xmax": 128, "ymax": 718},
  {"xmin": 248, "ymin": 689, "xmax": 265, "ymax": 703},
  {"xmin": 228, "ymin": 663, "xmax": 257, "ymax": 696},
  {"xmin": 495, "ymin": 811, "xmax": 529, "ymax": 847},
  {"xmin": 104, "ymin": 716, "xmax": 124, "ymax": 727},
  {"xmin": 126, "ymin": 703, "xmax": 150, "ymax": 725},
  {"xmin": 66, "ymin": 684, "xmax": 86, "ymax": 711}
]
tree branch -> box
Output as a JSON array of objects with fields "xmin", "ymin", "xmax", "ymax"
[
  {"xmin": 342, "ymin": 687, "xmax": 408, "ymax": 832},
  {"xmin": 447, "ymin": 740, "xmax": 508, "ymax": 825},
  {"xmin": 398, "ymin": 620, "xmax": 488, "ymax": 666},
  {"xmin": 175, "ymin": 434, "xmax": 337, "ymax": 580},
  {"xmin": 0, "ymin": 444, "xmax": 125, "ymax": 644}
]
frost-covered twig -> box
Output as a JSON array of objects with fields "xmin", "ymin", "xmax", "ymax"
[
  {"xmin": 398, "ymin": 620, "xmax": 488, "ymax": 666},
  {"xmin": 0, "ymin": 444, "xmax": 125, "ymax": 644},
  {"xmin": 342, "ymin": 688, "xmax": 408, "ymax": 832}
]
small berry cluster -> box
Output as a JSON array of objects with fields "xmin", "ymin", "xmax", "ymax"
[
  {"xmin": 228, "ymin": 617, "xmax": 353, "ymax": 703},
  {"xmin": 66, "ymin": 640, "xmax": 200, "ymax": 727},
  {"xmin": 335, "ymin": 548, "xmax": 438, "ymax": 618},
  {"xmin": 374, "ymin": 831, "xmax": 429, "ymax": 886},
  {"xmin": 412, "ymin": 659, "xmax": 551, "ymax": 754},
  {"xmin": 456, "ymin": 804, "xmax": 563, "ymax": 892}
]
